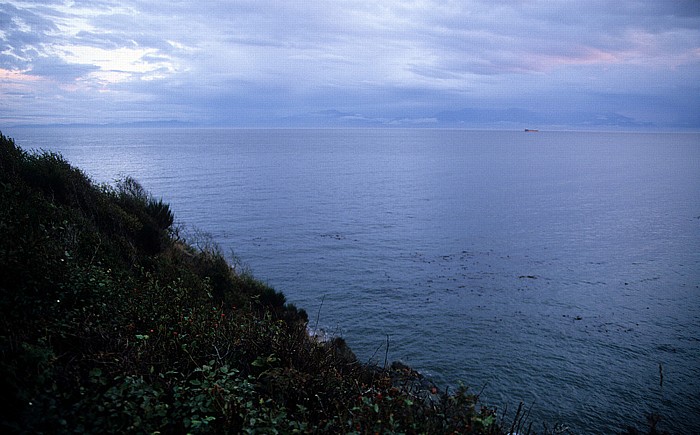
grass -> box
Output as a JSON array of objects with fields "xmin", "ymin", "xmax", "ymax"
[{"xmin": 0, "ymin": 131, "xmax": 666, "ymax": 434}]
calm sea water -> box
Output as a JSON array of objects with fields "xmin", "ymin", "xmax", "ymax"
[{"xmin": 8, "ymin": 127, "xmax": 700, "ymax": 433}]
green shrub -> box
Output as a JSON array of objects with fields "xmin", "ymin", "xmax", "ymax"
[{"xmin": 147, "ymin": 197, "xmax": 175, "ymax": 231}]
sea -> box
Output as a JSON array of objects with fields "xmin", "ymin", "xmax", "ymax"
[{"xmin": 6, "ymin": 127, "xmax": 700, "ymax": 434}]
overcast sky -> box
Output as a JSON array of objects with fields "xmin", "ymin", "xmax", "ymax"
[{"xmin": 1, "ymin": 1, "xmax": 699, "ymax": 129}]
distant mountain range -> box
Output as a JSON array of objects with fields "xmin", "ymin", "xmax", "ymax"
[
  {"xmin": 12, "ymin": 120, "xmax": 198, "ymax": 129},
  {"xmin": 279, "ymin": 107, "xmax": 655, "ymax": 129},
  {"xmin": 7, "ymin": 108, "xmax": 661, "ymax": 130}
]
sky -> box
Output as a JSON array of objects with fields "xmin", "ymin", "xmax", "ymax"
[{"xmin": 1, "ymin": 0, "xmax": 699, "ymax": 129}]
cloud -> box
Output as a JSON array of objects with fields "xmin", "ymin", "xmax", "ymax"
[
  {"xmin": 0, "ymin": 0, "xmax": 698, "ymax": 128},
  {"xmin": 25, "ymin": 56, "xmax": 99, "ymax": 80}
]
